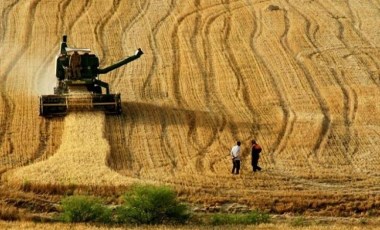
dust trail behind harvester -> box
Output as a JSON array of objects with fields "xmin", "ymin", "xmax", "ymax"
[{"xmin": 4, "ymin": 111, "xmax": 137, "ymax": 186}]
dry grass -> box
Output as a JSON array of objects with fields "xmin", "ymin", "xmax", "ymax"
[{"xmin": 0, "ymin": 221, "xmax": 380, "ymax": 230}]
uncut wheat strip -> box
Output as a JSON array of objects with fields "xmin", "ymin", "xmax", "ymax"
[{"xmin": 4, "ymin": 111, "xmax": 138, "ymax": 186}]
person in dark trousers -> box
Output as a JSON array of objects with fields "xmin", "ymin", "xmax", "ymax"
[
  {"xmin": 230, "ymin": 141, "xmax": 241, "ymax": 174},
  {"xmin": 69, "ymin": 51, "xmax": 81, "ymax": 79},
  {"xmin": 251, "ymin": 140, "xmax": 262, "ymax": 172}
]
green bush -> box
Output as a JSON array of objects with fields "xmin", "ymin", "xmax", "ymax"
[
  {"xmin": 58, "ymin": 195, "xmax": 111, "ymax": 223},
  {"xmin": 115, "ymin": 184, "xmax": 190, "ymax": 224},
  {"xmin": 210, "ymin": 211, "xmax": 270, "ymax": 225}
]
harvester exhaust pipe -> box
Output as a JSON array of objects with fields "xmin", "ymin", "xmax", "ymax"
[{"xmin": 60, "ymin": 35, "xmax": 68, "ymax": 55}]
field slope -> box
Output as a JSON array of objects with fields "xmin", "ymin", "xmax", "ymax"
[{"xmin": 0, "ymin": 0, "xmax": 379, "ymax": 216}]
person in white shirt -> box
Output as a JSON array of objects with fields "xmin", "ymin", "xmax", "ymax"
[{"xmin": 230, "ymin": 141, "xmax": 241, "ymax": 174}]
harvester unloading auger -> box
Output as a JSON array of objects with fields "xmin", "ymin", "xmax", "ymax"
[{"xmin": 39, "ymin": 35, "xmax": 143, "ymax": 116}]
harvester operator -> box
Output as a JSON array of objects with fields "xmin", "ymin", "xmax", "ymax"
[{"xmin": 69, "ymin": 51, "xmax": 81, "ymax": 79}]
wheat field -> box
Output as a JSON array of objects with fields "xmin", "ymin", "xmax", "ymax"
[{"xmin": 0, "ymin": 0, "xmax": 380, "ymax": 219}]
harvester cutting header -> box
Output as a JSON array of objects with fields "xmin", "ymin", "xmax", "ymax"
[{"xmin": 39, "ymin": 35, "xmax": 143, "ymax": 116}]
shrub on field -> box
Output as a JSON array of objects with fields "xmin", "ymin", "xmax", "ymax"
[
  {"xmin": 210, "ymin": 211, "xmax": 270, "ymax": 225},
  {"xmin": 58, "ymin": 195, "xmax": 111, "ymax": 223},
  {"xmin": 115, "ymin": 184, "xmax": 190, "ymax": 224}
]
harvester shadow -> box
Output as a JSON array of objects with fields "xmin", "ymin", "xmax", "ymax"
[
  {"xmin": 105, "ymin": 102, "xmax": 255, "ymax": 172},
  {"xmin": 121, "ymin": 101, "xmax": 255, "ymax": 127},
  {"xmin": 123, "ymin": 101, "xmax": 216, "ymax": 126}
]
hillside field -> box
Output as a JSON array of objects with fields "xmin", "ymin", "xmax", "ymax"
[{"xmin": 0, "ymin": 0, "xmax": 380, "ymax": 226}]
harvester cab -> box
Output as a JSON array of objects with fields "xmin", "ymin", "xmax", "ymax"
[{"xmin": 39, "ymin": 35, "xmax": 143, "ymax": 116}]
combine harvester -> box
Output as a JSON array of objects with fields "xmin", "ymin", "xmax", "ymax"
[{"xmin": 39, "ymin": 35, "xmax": 143, "ymax": 116}]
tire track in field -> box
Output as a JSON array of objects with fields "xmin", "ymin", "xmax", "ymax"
[
  {"xmin": 188, "ymin": 2, "xmax": 239, "ymax": 173},
  {"xmin": 49, "ymin": 0, "xmax": 92, "ymax": 57},
  {"xmin": 317, "ymin": 17, "xmax": 360, "ymax": 164},
  {"xmin": 221, "ymin": 1, "xmax": 258, "ymax": 137},
  {"xmin": 244, "ymin": 1, "xmax": 288, "ymax": 165},
  {"xmin": 82, "ymin": 0, "xmax": 96, "ymax": 40},
  {"xmin": 31, "ymin": 118, "xmax": 49, "ymax": 165},
  {"xmin": 125, "ymin": 106, "xmax": 142, "ymax": 177},
  {"xmin": 245, "ymin": 5, "xmax": 289, "ymax": 165},
  {"xmin": 280, "ymin": 6, "xmax": 332, "ymax": 172},
  {"xmin": 178, "ymin": 0, "xmax": 202, "ymax": 159},
  {"xmin": 32, "ymin": 1, "xmax": 67, "ymax": 164},
  {"xmin": 307, "ymin": 1, "xmax": 378, "ymax": 166},
  {"xmin": 56, "ymin": 0, "xmax": 91, "ymax": 36},
  {"xmin": 92, "ymin": 0, "xmax": 134, "ymax": 171},
  {"xmin": 208, "ymin": 1, "xmax": 260, "ymax": 172},
  {"xmin": 136, "ymin": 0, "xmax": 178, "ymax": 171},
  {"xmin": 166, "ymin": 2, "xmax": 219, "ymax": 173},
  {"xmin": 316, "ymin": 1, "xmax": 380, "ymax": 88},
  {"xmin": 196, "ymin": 2, "xmax": 256, "ymax": 173},
  {"xmin": 194, "ymin": 1, "xmax": 224, "ymax": 173},
  {"xmin": 344, "ymin": 0, "xmax": 380, "ymax": 88},
  {"xmin": 289, "ymin": 1, "xmax": 356, "ymax": 158},
  {"xmin": 55, "ymin": 0, "xmax": 71, "ymax": 34},
  {"xmin": 291, "ymin": 2, "xmax": 357, "ymax": 127},
  {"xmin": 346, "ymin": 0, "xmax": 362, "ymax": 31},
  {"xmin": 169, "ymin": 3, "xmax": 189, "ymax": 108},
  {"xmin": 94, "ymin": 1, "xmax": 119, "ymax": 58},
  {"xmin": 204, "ymin": 34, "xmax": 230, "ymax": 171},
  {"xmin": 168, "ymin": 2, "xmax": 227, "ymax": 107},
  {"xmin": 154, "ymin": 1, "xmax": 179, "ymax": 172},
  {"xmin": 282, "ymin": 2, "xmax": 332, "ymax": 167},
  {"xmin": 242, "ymin": 0, "xmax": 276, "ymax": 149},
  {"xmin": 289, "ymin": 1, "xmax": 361, "ymax": 169},
  {"xmin": 93, "ymin": 0, "xmax": 121, "ymax": 77},
  {"xmin": 103, "ymin": 0, "xmax": 148, "ymax": 176},
  {"xmin": 31, "ymin": 0, "xmax": 89, "ymax": 165},
  {"xmin": 0, "ymin": 0, "xmax": 18, "ymax": 162},
  {"xmin": 111, "ymin": 0, "xmax": 148, "ymax": 88},
  {"xmin": 158, "ymin": 111, "xmax": 177, "ymax": 174},
  {"xmin": 328, "ymin": 68, "xmax": 358, "ymax": 168},
  {"xmin": 70, "ymin": 0, "xmax": 93, "ymax": 35},
  {"xmin": 318, "ymin": 2, "xmax": 380, "ymax": 138},
  {"xmin": 346, "ymin": 0, "xmax": 372, "ymax": 41},
  {"xmin": 186, "ymin": 0, "xmax": 209, "ymax": 173},
  {"xmin": 119, "ymin": 1, "xmax": 177, "ymax": 171},
  {"xmin": 142, "ymin": 0, "xmax": 174, "ymax": 98},
  {"xmin": 105, "ymin": 115, "xmax": 133, "ymax": 171},
  {"xmin": 0, "ymin": 0, "xmax": 18, "ymax": 45},
  {"xmin": 275, "ymin": 8, "xmax": 299, "ymax": 162},
  {"xmin": 0, "ymin": 0, "xmax": 41, "ymax": 162},
  {"xmin": 279, "ymin": 5, "xmax": 338, "ymax": 171}
]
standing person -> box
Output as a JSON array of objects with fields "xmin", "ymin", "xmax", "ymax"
[
  {"xmin": 69, "ymin": 51, "xmax": 81, "ymax": 79},
  {"xmin": 251, "ymin": 140, "xmax": 262, "ymax": 172},
  {"xmin": 230, "ymin": 141, "xmax": 241, "ymax": 174}
]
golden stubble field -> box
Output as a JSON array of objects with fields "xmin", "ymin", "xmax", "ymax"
[{"xmin": 0, "ymin": 0, "xmax": 380, "ymax": 220}]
